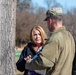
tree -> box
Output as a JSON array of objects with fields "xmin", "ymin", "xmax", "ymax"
[
  {"xmin": 17, "ymin": 0, "xmax": 32, "ymax": 11},
  {"xmin": 0, "ymin": 0, "xmax": 16, "ymax": 75},
  {"xmin": 44, "ymin": 0, "xmax": 62, "ymax": 9},
  {"xmin": 63, "ymin": 9, "xmax": 76, "ymax": 41}
]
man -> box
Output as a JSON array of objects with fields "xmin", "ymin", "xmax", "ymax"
[{"xmin": 25, "ymin": 7, "xmax": 75, "ymax": 75}]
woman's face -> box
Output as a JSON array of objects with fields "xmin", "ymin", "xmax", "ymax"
[{"xmin": 32, "ymin": 29, "xmax": 42, "ymax": 45}]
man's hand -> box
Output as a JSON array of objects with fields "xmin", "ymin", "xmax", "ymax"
[{"xmin": 24, "ymin": 55, "xmax": 31, "ymax": 61}]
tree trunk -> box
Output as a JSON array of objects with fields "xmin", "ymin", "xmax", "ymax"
[{"xmin": 0, "ymin": 0, "xmax": 16, "ymax": 75}]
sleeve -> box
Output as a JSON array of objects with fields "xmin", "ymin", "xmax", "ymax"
[
  {"xmin": 16, "ymin": 48, "xmax": 26, "ymax": 72},
  {"xmin": 25, "ymin": 55, "xmax": 54, "ymax": 70},
  {"xmin": 25, "ymin": 39, "xmax": 58, "ymax": 70}
]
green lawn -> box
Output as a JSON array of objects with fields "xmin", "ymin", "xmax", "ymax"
[{"xmin": 16, "ymin": 52, "xmax": 21, "ymax": 58}]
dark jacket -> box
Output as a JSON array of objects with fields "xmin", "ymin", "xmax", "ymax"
[{"xmin": 16, "ymin": 42, "xmax": 36, "ymax": 75}]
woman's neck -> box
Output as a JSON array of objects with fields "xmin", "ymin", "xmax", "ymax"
[
  {"xmin": 36, "ymin": 43, "xmax": 42, "ymax": 48},
  {"xmin": 33, "ymin": 43, "xmax": 42, "ymax": 52}
]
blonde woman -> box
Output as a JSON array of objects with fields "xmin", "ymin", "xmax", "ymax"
[{"xmin": 16, "ymin": 26, "xmax": 47, "ymax": 75}]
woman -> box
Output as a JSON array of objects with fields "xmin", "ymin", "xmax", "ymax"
[{"xmin": 16, "ymin": 26, "xmax": 47, "ymax": 75}]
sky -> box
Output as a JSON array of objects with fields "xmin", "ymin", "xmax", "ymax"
[{"xmin": 32, "ymin": 0, "xmax": 76, "ymax": 12}]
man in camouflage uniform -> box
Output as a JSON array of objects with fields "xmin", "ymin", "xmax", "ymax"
[{"xmin": 25, "ymin": 7, "xmax": 75, "ymax": 75}]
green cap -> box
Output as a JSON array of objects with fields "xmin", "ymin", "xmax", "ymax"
[{"xmin": 44, "ymin": 7, "xmax": 62, "ymax": 21}]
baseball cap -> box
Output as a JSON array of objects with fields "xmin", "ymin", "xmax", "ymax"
[{"xmin": 44, "ymin": 7, "xmax": 62, "ymax": 21}]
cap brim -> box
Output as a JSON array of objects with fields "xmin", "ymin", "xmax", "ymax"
[{"xmin": 44, "ymin": 17, "xmax": 48, "ymax": 21}]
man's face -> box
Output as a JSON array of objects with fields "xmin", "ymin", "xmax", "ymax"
[{"xmin": 47, "ymin": 19, "xmax": 54, "ymax": 32}]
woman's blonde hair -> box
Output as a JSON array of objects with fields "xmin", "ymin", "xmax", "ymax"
[{"xmin": 30, "ymin": 26, "xmax": 47, "ymax": 45}]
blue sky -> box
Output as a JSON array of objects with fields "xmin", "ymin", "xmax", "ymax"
[
  {"xmin": 57, "ymin": 0, "xmax": 76, "ymax": 8},
  {"xmin": 32, "ymin": 0, "xmax": 76, "ymax": 12}
]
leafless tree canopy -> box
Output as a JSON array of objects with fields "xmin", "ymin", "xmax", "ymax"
[{"xmin": 16, "ymin": 0, "xmax": 76, "ymax": 46}]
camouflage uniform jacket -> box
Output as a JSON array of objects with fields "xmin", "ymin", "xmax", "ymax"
[{"xmin": 25, "ymin": 26, "xmax": 75, "ymax": 75}]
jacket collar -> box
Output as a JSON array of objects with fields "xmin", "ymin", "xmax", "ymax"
[{"xmin": 50, "ymin": 26, "xmax": 66, "ymax": 35}]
